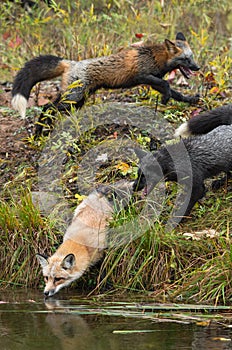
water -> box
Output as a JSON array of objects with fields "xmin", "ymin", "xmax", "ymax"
[{"xmin": 0, "ymin": 290, "xmax": 232, "ymax": 350}]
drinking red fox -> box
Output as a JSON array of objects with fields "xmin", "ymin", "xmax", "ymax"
[
  {"xmin": 36, "ymin": 181, "xmax": 133, "ymax": 297},
  {"xmin": 12, "ymin": 32, "xmax": 200, "ymax": 136}
]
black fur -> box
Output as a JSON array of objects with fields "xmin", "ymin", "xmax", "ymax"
[
  {"xmin": 133, "ymin": 125, "xmax": 232, "ymax": 223},
  {"xmin": 176, "ymin": 32, "xmax": 186, "ymax": 41},
  {"xmin": 10, "ymin": 0, "xmax": 52, "ymax": 10},
  {"xmin": 12, "ymin": 32, "xmax": 200, "ymax": 137},
  {"xmin": 187, "ymin": 104, "xmax": 232, "ymax": 135},
  {"xmin": 12, "ymin": 55, "xmax": 63, "ymax": 100}
]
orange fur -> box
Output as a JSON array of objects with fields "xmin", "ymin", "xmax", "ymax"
[
  {"xmin": 59, "ymin": 61, "xmax": 71, "ymax": 91},
  {"xmin": 36, "ymin": 181, "xmax": 133, "ymax": 297},
  {"xmin": 12, "ymin": 32, "xmax": 200, "ymax": 136}
]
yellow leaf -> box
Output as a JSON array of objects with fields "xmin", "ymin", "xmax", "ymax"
[
  {"xmin": 115, "ymin": 162, "xmax": 130, "ymax": 171},
  {"xmin": 74, "ymin": 193, "xmax": 87, "ymax": 201},
  {"xmin": 196, "ymin": 321, "xmax": 211, "ymax": 327},
  {"xmin": 212, "ymin": 337, "xmax": 231, "ymax": 342},
  {"xmin": 190, "ymin": 30, "xmax": 198, "ymax": 37},
  {"xmin": 209, "ymin": 86, "xmax": 219, "ymax": 94},
  {"xmin": 68, "ymin": 80, "xmax": 83, "ymax": 89}
]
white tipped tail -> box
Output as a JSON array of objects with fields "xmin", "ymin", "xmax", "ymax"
[
  {"xmin": 12, "ymin": 94, "xmax": 28, "ymax": 119},
  {"xmin": 174, "ymin": 121, "xmax": 191, "ymax": 138}
]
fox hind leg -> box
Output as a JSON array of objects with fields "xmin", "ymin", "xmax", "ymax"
[{"xmin": 34, "ymin": 86, "xmax": 86, "ymax": 138}]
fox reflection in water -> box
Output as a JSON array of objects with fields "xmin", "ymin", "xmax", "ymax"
[
  {"xmin": 45, "ymin": 311, "xmax": 95, "ymax": 350},
  {"xmin": 44, "ymin": 300, "xmax": 231, "ymax": 350}
]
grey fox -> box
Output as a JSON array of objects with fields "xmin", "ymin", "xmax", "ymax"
[{"xmin": 11, "ymin": 32, "xmax": 200, "ymax": 136}]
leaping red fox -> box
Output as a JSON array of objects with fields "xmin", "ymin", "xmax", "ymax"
[{"xmin": 12, "ymin": 32, "xmax": 200, "ymax": 136}]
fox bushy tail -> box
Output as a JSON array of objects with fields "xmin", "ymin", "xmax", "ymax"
[
  {"xmin": 175, "ymin": 104, "xmax": 232, "ymax": 137},
  {"xmin": 12, "ymin": 55, "xmax": 64, "ymax": 118}
]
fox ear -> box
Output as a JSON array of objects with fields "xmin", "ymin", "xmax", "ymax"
[
  {"xmin": 36, "ymin": 254, "xmax": 49, "ymax": 268},
  {"xmin": 164, "ymin": 39, "xmax": 179, "ymax": 54},
  {"xmin": 62, "ymin": 254, "xmax": 76, "ymax": 270},
  {"xmin": 176, "ymin": 32, "xmax": 186, "ymax": 41}
]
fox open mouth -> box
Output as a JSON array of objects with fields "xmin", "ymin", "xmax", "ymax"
[
  {"xmin": 143, "ymin": 184, "xmax": 154, "ymax": 197},
  {"xmin": 178, "ymin": 66, "xmax": 194, "ymax": 79}
]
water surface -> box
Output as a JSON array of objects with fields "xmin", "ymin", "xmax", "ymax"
[{"xmin": 0, "ymin": 290, "xmax": 232, "ymax": 350}]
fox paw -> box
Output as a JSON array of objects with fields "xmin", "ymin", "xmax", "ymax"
[
  {"xmin": 161, "ymin": 95, "xmax": 171, "ymax": 105},
  {"xmin": 189, "ymin": 94, "xmax": 200, "ymax": 104}
]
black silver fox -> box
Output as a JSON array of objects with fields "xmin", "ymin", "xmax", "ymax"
[{"xmin": 133, "ymin": 108, "xmax": 232, "ymax": 222}]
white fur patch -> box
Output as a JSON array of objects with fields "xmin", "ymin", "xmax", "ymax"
[
  {"xmin": 174, "ymin": 122, "xmax": 190, "ymax": 138},
  {"xmin": 12, "ymin": 94, "xmax": 27, "ymax": 119}
]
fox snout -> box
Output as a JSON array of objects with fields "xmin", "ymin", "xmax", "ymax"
[
  {"xmin": 43, "ymin": 278, "xmax": 64, "ymax": 298},
  {"xmin": 44, "ymin": 288, "xmax": 56, "ymax": 298},
  {"xmin": 178, "ymin": 57, "xmax": 200, "ymax": 79},
  {"xmin": 188, "ymin": 60, "xmax": 200, "ymax": 72}
]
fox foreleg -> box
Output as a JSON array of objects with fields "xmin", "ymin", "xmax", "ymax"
[
  {"xmin": 170, "ymin": 88, "xmax": 200, "ymax": 104},
  {"xmin": 137, "ymin": 74, "xmax": 199, "ymax": 105},
  {"xmin": 178, "ymin": 182, "xmax": 205, "ymax": 218},
  {"xmin": 137, "ymin": 75, "xmax": 172, "ymax": 104}
]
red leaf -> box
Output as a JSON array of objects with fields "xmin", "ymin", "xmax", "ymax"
[
  {"xmin": 135, "ymin": 33, "xmax": 144, "ymax": 39},
  {"xmin": 190, "ymin": 108, "xmax": 203, "ymax": 118},
  {"xmin": 3, "ymin": 31, "xmax": 11, "ymax": 40},
  {"xmin": 8, "ymin": 36, "xmax": 23, "ymax": 49}
]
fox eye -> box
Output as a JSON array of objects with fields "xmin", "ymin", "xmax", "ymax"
[
  {"xmin": 54, "ymin": 277, "xmax": 64, "ymax": 283},
  {"xmin": 44, "ymin": 276, "xmax": 48, "ymax": 282}
]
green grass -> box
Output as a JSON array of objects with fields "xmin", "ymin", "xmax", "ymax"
[
  {"xmin": 93, "ymin": 188, "xmax": 232, "ymax": 304},
  {"xmin": 0, "ymin": 188, "xmax": 61, "ymax": 288},
  {"xmin": 0, "ymin": 0, "xmax": 232, "ymax": 303}
]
